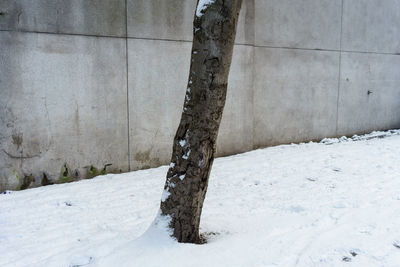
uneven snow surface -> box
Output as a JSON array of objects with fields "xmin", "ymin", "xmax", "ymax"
[{"xmin": 1, "ymin": 130, "xmax": 400, "ymax": 267}]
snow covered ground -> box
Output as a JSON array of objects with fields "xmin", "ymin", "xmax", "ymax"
[{"xmin": 1, "ymin": 130, "xmax": 400, "ymax": 267}]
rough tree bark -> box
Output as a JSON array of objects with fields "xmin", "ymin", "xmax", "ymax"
[{"xmin": 159, "ymin": 0, "xmax": 243, "ymax": 243}]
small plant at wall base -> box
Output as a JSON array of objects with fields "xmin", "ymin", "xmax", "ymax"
[
  {"xmin": 41, "ymin": 172, "xmax": 54, "ymax": 186},
  {"xmin": 60, "ymin": 164, "xmax": 72, "ymax": 183},
  {"xmin": 10, "ymin": 171, "xmax": 35, "ymax": 190},
  {"xmin": 87, "ymin": 165, "xmax": 99, "ymax": 178},
  {"xmin": 11, "ymin": 162, "xmax": 115, "ymax": 189},
  {"xmin": 100, "ymin": 163, "xmax": 112, "ymax": 175},
  {"xmin": 20, "ymin": 174, "xmax": 35, "ymax": 190},
  {"xmin": 87, "ymin": 163, "xmax": 112, "ymax": 178}
]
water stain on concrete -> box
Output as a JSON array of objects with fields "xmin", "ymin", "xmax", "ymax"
[
  {"xmin": 134, "ymin": 149, "xmax": 161, "ymax": 169},
  {"xmin": 12, "ymin": 132, "xmax": 23, "ymax": 149},
  {"xmin": 134, "ymin": 149, "xmax": 151, "ymax": 163}
]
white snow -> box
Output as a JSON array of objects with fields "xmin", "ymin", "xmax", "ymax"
[
  {"xmin": 179, "ymin": 139, "xmax": 186, "ymax": 147},
  {"xmin": 167, "ymin": 181, "xmax": 176, "ymax": 189},
  {"xmin": 160, "ymin": 189, "xmax": 170, "ymax": 202},
  {"xmin": 182, "ymin": 148, "xmax": 191, "ymax": 160},
  {"xmin": 196, "ymin": 0, "xmax": 216, "ymax": 17},
  {"xmin": 1, "ymin": 130, "xmax": 400, "ymax": 267}
]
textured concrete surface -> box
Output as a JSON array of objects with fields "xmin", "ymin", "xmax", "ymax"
[
  {"xmin": 233, "ymin": 0, "xmax": 254, "ymax": 45},
  {"xmin": 1, "ymin": 0, "xmax": 400, "ymax": 190},
  {"xmin": 127, "ymin": 0, "xmax": 254, "ymax": 45},
  {"xmin": 127, "ymin": 0, "xmax": 196, "ymax": 41},
  {"xmin": 337, "ymin": 52, "xmax": 400, "ymax": 136},
  {"xmin": 254, "ymin": 48, "xmax": 340, "ymax": 147},
  {"xmin": 0, "ymin": 32, "xmax": 128, "ymax": 191},
  {"xmin": 217, "ymin": 45, "xmax": 254, "ymax": 156},
  {"xmin": 254, "ymin": 0, "xmax": 342, "ymax": 50},
  {"xmin": 127, "ymin": 39, "xmax": 191, "ymax": 170},
  {"xmin": 0, "ymin": 0, "xmax": 126, "ymax": 36},
  {"xmin": 342, "ymin": 0, "xmax": 400, "ymax": 54}
]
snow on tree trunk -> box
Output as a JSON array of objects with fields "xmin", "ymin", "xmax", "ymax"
[{"xmin": 159, "ymin": 0, "xmax": 243, "ymax": 243}]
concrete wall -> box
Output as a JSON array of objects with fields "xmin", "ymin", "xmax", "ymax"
[{"xmin": 1, "ymin": 0, "xmax": 399, "ymax": 191}]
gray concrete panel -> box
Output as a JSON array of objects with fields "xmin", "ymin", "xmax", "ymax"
[
  {"xmin": 337, "ymin": 52, "xmax": 400, "ymax": 136},
  {"xmin": 254, "ymin": 0, "xmax": 342, "ymax": 50},
  {"xmin": 0, "ymin": 0, "xmax": 126, "ymax": 37},
  {"xmin": 127, "ymin": 0, "xmax": 254, "ymax": 45},
  {"xmin": 342, "ymin": 0, "xmax": 400, "ymax": 54},
  {"xmin": 127, "ymin": 0, "xmax": 196, "ymax": 41},
  {"xmin": 234, "ymin": 0, "xmax": 255, "ymax": 45},
  {"xmin": 253, "ymin": 47, "xmax": 340, "ymax": 147},
  {"xmin": 128, "ymin": 40, "xmax": 254, "ymax": 169},
  {"xmin": 128, "ymin": 39, "xmax": 192, "ymax": 170},
  {"xmin": 0, "ymin": 32, "xmax": 128, "ymax": 191},
  {"xmin": 216, "ymin": 45, "xmax": 254, "ymax": 156}
]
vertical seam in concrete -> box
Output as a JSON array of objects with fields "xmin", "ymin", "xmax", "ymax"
[
  {"xmin": 251, "ymin": 0, "xmax": 256, "ymax": 150},
  {"xmin": 125, "ymin": 0, "xmax": 131, "ymax": 171},
  {"xmin": 335, "ymin": 0, "xmax": 344, "ymax": 136},
  {"xmin": 251, "ymin": 47, "xmax": 256, "ymax": 150}
]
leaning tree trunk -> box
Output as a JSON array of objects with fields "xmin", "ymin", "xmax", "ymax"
[{"xmin": 159, "ymin": 0, "xmax": 243, "ymax": 243}]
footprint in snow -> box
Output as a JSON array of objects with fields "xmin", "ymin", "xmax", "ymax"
[
  {"xmin": 342, "ymin": 256, "xmax": 352, "ymax": 262},
  {"xmin": 342, "ymin": 250, "xmax": 358, "ymax": 262}
]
